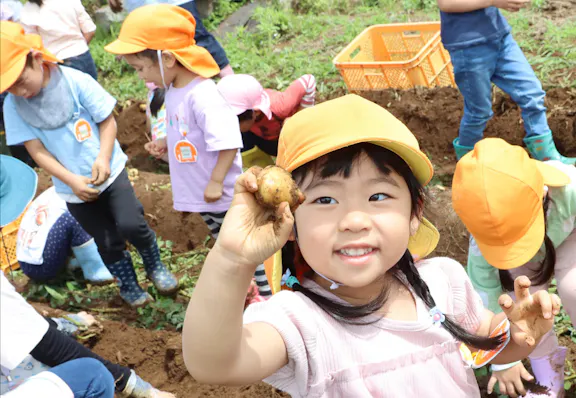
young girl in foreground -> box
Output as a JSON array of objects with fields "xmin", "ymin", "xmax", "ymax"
[{"xmin": 182, "ymin": 95, "xmax": 561, "ymax": 397}]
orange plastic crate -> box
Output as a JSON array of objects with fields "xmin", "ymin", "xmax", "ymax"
[
  {"xmin": 333, "ymin": 22, "xmax": 455, "ymax": 91},
  {"xmin": 0, "ymin": 211, "xmax": 24, "ymax": 273}
]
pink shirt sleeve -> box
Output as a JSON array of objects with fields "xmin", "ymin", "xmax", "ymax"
[
  {"xmin": 243, "ymin": 291, "xmax": 319, "ymax": 396},
  {"xmin": 73, "ymin": 0, "xmax": 96, "ymax": 34},
  {"xmin": 437, "ymin": 257, "xmax": 486, "ymax": 334}
]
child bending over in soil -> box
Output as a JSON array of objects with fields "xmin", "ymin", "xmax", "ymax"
[
  {"xmin": 105, "ymin": 4, "xmax": 272, "ymax": 298},
  {"xmin": 452, "ymin": 138, "xmax": 576, "ymax": 397},
  {"xmin": 1, "ymin": 22, "xmax": 178, "ymax": 307},
  {"xmin": 182, "ymin": 95, "xmax": 561, "ymax": 397},
  {"xmin": 217, "ymin": 73, "xmax": 316, "ymax": 169},
  {"xmin": 437, "ymin": 0, "xmax": 575, "ymax": 164}
]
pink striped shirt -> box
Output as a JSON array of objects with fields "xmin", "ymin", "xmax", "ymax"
[{"xmin": 244, "ymin": 257, "xmax": 485, "ymax": 397}]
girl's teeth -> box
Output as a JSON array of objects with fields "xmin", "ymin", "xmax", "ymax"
[{"xmin": 339, "ymin": 248, "xmax": 373, "ymax": 256}]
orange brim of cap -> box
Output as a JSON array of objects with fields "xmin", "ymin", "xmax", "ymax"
[
  {"xmin": 264, "ymin": 217, "xmax": 440, "ymax": 295},
  {"xmin": 105, "ymin": 40, "xmax": 220, "ymax": 79},
  {"xmin": 104, "ymin": 39, "xmax": 146, "ymax": 55},
  {"xmin": 476, "ymin": 160, "xmax": 569, "ymax": 270}
]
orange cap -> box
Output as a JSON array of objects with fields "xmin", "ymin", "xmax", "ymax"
[
  {"xmin": 265, "ymin": 94, "xmax": 440, "ymax": 294},
  {"xmin": 452, "ymin": 138, "xmax": 570, "ymax": 270},
  {"xmin": 0, "ymin": 21, "xmax": 60, "ymax": 93},
  {"xmin": 104, "ymin": 4, "xmax": 220, "ymax": 78}
]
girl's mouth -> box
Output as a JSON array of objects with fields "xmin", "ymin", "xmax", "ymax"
[
  {"xmin": 335, "ymin": 247, "xmax": 377, "ymax": 266},
  {"xmin": 338, "ymin": 248, "xmax": 374, "ymax": 256}
]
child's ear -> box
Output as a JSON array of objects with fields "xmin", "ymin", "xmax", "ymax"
[
  {"xmin": 288, "ymin": 226, "xmax": 296, "ymax": 241},
  {"xmin": 161, "ymin": 51, "xmax": 178, "ymax": 68},
  {"xmin": 31, "ymin": 51, "xmax": 44, "ymax": 67},
  {"xmin": 409, "ymin": 216, "xmax": 421, "ymax": 237}
]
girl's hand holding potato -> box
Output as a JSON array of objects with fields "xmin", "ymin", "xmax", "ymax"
[{"xmin": 212, "ymin": 166, "xmax": 305, "ymax": 270}]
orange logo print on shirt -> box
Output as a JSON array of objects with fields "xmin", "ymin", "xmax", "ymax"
[{"xmin": 74, "ymin": 119, "xmax": 92, "ymax": 142}]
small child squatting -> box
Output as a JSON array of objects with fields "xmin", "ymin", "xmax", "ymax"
[{"xmin": 182, "ymin": 95, "xmax": 561, "ymax": 398}]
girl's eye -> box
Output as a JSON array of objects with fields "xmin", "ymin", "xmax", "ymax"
[
  {"xmin": 369, "ymin": 193, "xmax": 389, "ymax": 201},
  {"xmin": 314, "ymin": 197, "xmax": 337, "ymax": 205}
]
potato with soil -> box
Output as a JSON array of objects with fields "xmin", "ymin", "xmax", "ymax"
[{"xmin": 255, "ymin": 166, "xmax": 304, "ymax": 212}]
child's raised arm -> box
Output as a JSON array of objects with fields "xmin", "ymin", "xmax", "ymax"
[
  {"xmin": 437, "ymin": 0, "xmax": 529, "ymax": 13},
  {"xmin": 475, "ymin": 276, "xmax": 561, "ymax": 364},
  {"xmin": 183, "ymin": 168, "xmax": 302, "ymax": 385}
]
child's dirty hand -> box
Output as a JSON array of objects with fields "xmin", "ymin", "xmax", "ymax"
[
  {"xmin": 71, "ymin": 175, "xmax": 99, "ymax": 202},
  {"xmin": 498, "ymin": 276, "xmax": 561, "ymax": 348},
  {"xmin": 146, "ymin": 138, "xmax": 167, "ymax": 159},
  {"xmin": 204, "ymin": 179, "xmax": 223, "ymax": 203},
  {"xmin": 487, "ymin": 362, "xmax": 533, "ymax": 397},
  {"xmin": 91, "ymin": 156, "xmax": 111, "ymax": 185},
  {"xmin": 213, "ymin": 167, "xmax": 302, "ymax": 268},
  {"xmin": 493, "ymin": 0, "xmax": 530, "ymax": 12}
]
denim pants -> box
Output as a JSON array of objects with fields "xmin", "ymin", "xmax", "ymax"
[
  {"xmin": 449, "ymin": 33, "xmax": 550, "ymax": 147},
  {"xmin": 178, "ymin": 0, "xmax": 230, "ymax": 69},
  {"xmin": 63, "ymin": 50, "xmax": 98, "ymax": 81},
  {"xmin": 49, "ymin": 358, "xmax": 115, "ymax": 398}
]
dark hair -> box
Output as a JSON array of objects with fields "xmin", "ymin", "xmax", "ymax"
[
  {"xmin": 282, "ymin": 143, "xmax": 504, "ymax": 350},
  {"xmin": 238, "ymin": 109, "xmax": 254, "ymax": 122},
  {"xmin": 499, "ymin": 194, "xmax": 556, "ymax": 291},
  {"xmin": 25, "ymin": 53, "xmax": 35, "ymax": 68},
  {"xmin": 149, "ymin": 88, "xmax": 165, "ymax": 118},
  {"xmin": 29, "ymin": 0, "xmax": 43, "ymax": 6},
  {"xmin": 134, "ymin": 49, "xmax": 183, "ymax": 67}
]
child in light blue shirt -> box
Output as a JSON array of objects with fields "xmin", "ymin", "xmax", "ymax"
[{"xmin": 1, "ymin": 22, "xmax": 178, "ymax": 306}]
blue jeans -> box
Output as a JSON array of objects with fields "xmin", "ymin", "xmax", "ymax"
[
  {"xmin": 49, "ymin": 358, "xmax": 115, "ymax": 398},
  {"xmin": 449, "ymin": 33, "xmax": 550, "ymax": 147},
  {"xmin": 63, "ymin": 50, "xmax": 98, "ymax": 81},
  {"xmin": 178, "ymin": 0, "xmax": 230, "ymax": 69}
]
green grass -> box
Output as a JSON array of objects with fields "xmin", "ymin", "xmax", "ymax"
[{"xmin": 90, "ymin": 0, "xmax": 575, "ymax": 102}]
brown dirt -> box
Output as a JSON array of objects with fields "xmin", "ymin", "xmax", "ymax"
[
  {"xmin": 117, "ymin": 101, "xmax": 168, "ymax": 173},
  {"xmin": 360, "ymin": 87, "xmax": 576, "ymax": 176}
]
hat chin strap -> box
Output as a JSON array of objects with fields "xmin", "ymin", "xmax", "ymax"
[
  {"xmin": 294, "ymin": 225, "xmax": 343, "ymax": 290},
  {"xmin": 157, "ymin": 50, "xmax": 168, "ymax": 89}
]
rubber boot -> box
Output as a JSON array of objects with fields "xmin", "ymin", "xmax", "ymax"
[
  {"xmin": 137, "ymin": 236, "xmax": 179, "ymax": 295},
  {"xmin": 241, "ymin": 146, "xmax": 274, "ymax": 171},
  {"xmin": 524, "ymin": 133, "xmax": 576, "ymax": 165},
  {"xmin": 453, "ymin": 138, "xmax": 474, "ymax": 161},
  {"xmin": 71, "ymin": 240, "xmax": 114, "ymax": 285},
  {"xmin": 107, "ymin": 252, "xmax": 152, "ymax": 307},
  {"xmin": 120, "ymin": 370, "xmax": 175, "ymax": 398},
  {"xmin": 527, "ymin": 346, "xmax": 567, "ymax": 397}
]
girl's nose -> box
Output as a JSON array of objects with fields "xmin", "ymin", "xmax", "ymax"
[{"xmin": 338, "ymin": 211, "xmax": 372, "ymax": 233}]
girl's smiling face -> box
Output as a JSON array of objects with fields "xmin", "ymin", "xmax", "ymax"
[{"xmin": 294, "ymin": 151, "xmax": 419, "ymax": 294}]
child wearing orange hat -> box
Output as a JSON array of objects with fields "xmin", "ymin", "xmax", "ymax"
[
  {"xmin": 452, "ymin": 138, "xmax": 576, "ymax": 397},
  {"xmin": 181, "ymin": 94, "xmax": 561, "ymax": 397},
  {"xmin": 105, "ymin": 4, "xmax": 272, "ymax": 297},
  {"xmin": 0, "ymin": 21, "xmax": 178, "ymax": 307}
]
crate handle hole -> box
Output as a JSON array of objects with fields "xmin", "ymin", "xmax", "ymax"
[
  {"xmin": 403, "ymin": 30, "xmax": 421, "ymax": 37},
  {"xmin": 350, "ymin": 46, "xmax": 361, "ymax": 59}
]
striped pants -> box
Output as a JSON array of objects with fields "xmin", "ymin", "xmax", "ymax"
[{"xmin": 200, "ymin": 211, "xmax": 272, "ymax": 297}]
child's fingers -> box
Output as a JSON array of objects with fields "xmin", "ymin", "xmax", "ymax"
[
  {"xmin": 513, "ymin": 378, "xmax": 526, "ymax": 397},
  {"xmin": 532, "ymin": 290, "xmax": 553, "ymax": 320},
  {"xmin": 273, "ymin": 202, "xmax": 295, "ymax": 241},
  {"xmin": 498, "ymin": 293, "xmax": 515, "ymax": 314},
  {"xmin": 234, "ymin": 167, "xmax": 262, "ymax": 195},
  {"xmin": 499, "ymin": 381, "xmax": 508, "ymax": 397},
  {"xmin": 486, "ymin": 375, "xmax": 497, "ymax": 395},
  {"xmin": 513, "ymin": 276, "xmax": 531, "ymax": 302},
  {"xmin": 551, "ymin": 293, "xmax": 562, "ymax": 315},
  {"xmin": 506, "ymin": 382, "xmax": 519, "ymax": 398},
  {"xmin": 520, "ymin": 367, "xmax": 534, "ymax": 381}
]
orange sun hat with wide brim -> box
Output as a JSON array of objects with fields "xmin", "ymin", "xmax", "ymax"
[
  {"xmin": 452, "ymin": 138, "xmax": 571, "ymax": 270},
  {"xmin": 264, "ymin": 94, "xmax": 440, "ymax": 294},
  {"xmin": 104, "ymin": 4, "xmax": 220, "ymax": 79},
  {"xmin": 0, "ymin": 21, "xmax": 61, "ymax": 93}
]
